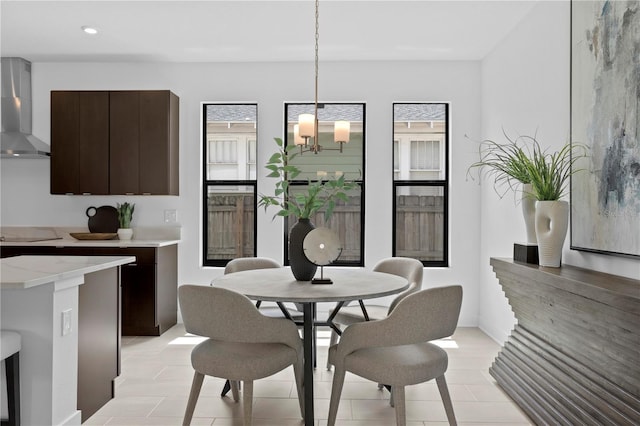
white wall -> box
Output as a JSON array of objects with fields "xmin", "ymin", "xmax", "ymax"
[
  {"xmin": 0, "ymin": 60, "xmax": 482, "ymax": 326},
  {"xmin": 478, "ymin": 0, "xmax": 640, "ymax": 343}
]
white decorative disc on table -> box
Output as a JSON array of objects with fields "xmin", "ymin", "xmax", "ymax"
[{"xmin": 303, "ymin": 227, "xmax": 342, "ymax": 284}]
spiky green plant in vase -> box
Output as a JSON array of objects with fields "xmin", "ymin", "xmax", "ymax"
[
  {"xmin": 116, "ymin": 202, "xmax": 135, "ymax": 240},
  {"xmin": 524, "ymin": 140, "xmax": 587, "ymax": 267}
]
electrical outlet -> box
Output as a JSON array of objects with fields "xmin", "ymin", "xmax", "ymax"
[
  {"xmin": 164, "ymin": 209, "xmax": 177, "ymax": 223},
  {"xmin": 62, "ymin": 309, "xmax": 72, "ymax": 336}
]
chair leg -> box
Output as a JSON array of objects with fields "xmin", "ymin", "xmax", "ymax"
[
  {"xmin": 327, "ymin": 367, "xmax": 346, "ymax": 426},
  {"xmin": 221, "ymin": 379, "xmax": 231, "ymax": 397},
  {"xmin": 3, "ymin": 352, "xmax": 20, "ymax": 426},
  {"xmin": 326, "ymin": 329, "xmax": 339, "ymax": 370},
  {"xmin": 242, "ymin": 380, "xmax": 254, "ymax": 426},
  {"xmin": 436, "ymin": 375, "xmax": 457, "ymax": 426},
  {"xmin": 389, "ymin": 386, "xmax": 394, "ymax": 407},
  {"xmin": 183, "ymin": 371, "xmax": 204, "ymax": 426},
  {"xmin": 293, "ymin": 356, "xmax": 305, "ymax": 418},
  {"xmin": 392, "ymin": 385, "xmax": 406, "ymax": 426},
  {"xmin": 231, "ymin": 380, "xmax": 241, "ymax": 402}
]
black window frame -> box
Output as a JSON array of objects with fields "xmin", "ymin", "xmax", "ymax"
[
  {"xmin": 283, "ymin": 102, "xmax": 366, "ymax": 267},
  {"xmin": 392, "ymin": 102, "xmax": 449, "ymax": 267},
  {"xmin": 202, "ymin": 103, "xmax": 258, "ymax": 267}
]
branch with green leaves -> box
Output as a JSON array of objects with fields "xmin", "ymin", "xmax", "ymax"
[{"xmin": 258, "ymin": 137, "xmax": 357, "ymax": 220}]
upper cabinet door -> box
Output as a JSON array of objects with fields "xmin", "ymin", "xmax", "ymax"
[
  {"xmin": 139, "ymin": 91, "xmax": 179, "ymax": 195},
  {"xmin": 51, "ymin": 91, "xmax": 109, "ymax": 195},
  {"xmin": 79, "ymin": 92, "xmax": 109, "ymax": 194},
  {"xmin": 109, "ymin": 91, "xmax": 140, "ymax": 195}
]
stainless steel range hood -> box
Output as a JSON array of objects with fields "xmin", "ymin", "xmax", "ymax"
[{"xmin": 1, "ymin": 57, "xmax": 50, "ymax": 158}]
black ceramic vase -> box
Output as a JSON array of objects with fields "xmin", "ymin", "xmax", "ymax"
[{"xmin": 289, "ymin": 218, "xmax": 318, "ymax": 281}]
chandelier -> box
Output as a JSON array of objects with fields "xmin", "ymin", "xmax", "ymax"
[{"xmin": 294, "ymin": 0, "xmax": 350, "ymax": 155}]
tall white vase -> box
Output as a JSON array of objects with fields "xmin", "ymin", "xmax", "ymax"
[
  {"xmin": 535, "ymin": 200, "xmax": 569, "ymax": 267},
  {"xmin": 521, "ymin": 183, "xmax": 537, "ymax": 244}
]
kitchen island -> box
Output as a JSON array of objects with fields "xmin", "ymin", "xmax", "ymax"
[
  {"xmin": 1, "ymin": 226, "xmax": 180, "ymax": 336},
  {"xmin": 1, "ymin": 255, "xmax": 135, "ymax": 425}
]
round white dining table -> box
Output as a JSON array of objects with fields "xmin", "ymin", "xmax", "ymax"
[{"xmin": 213, "ymin": 267, "xmax": 408, "ymax": 426}]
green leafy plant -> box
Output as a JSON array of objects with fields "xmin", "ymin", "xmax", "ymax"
[
  {"xmin": 258, "ymin": 137, "xmax": 357, "ymax": 220},
  {"xmin": 116, "ymin": 202, "xmax": 135, "ymax": 228},
  {"xmin": 467, "ymin": 132, "xmax": 537, "ymax": 198},
  {"xmin": 525, "ymin": 141, "xmax": 588, "ymax": 201},
  {"xmin": 467, "ymin": 132, "xmax": 588, "ymax": 201}
]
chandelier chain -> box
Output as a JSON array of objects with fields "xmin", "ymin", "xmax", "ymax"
[{"xmin": 314, "ymin": 0, "xmax": 319, "ymax": 147}]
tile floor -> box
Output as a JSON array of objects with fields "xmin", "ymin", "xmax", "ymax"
[{"xmin": 86, "ymin": 325, "xmax": 532, "ymax": 425}]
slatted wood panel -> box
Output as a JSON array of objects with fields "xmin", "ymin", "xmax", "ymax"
[
  {"xmin": 490, "ymin": 258, "xmax": 640, "ymax": 425},
  {"xmin": 207, "ymin": 194, "xmax": 255, "ymax": 259},
  {"xmin": 206, "ymin": 194, "xmax": 445, "ymax": 262},
  {"xmin": 395, "ymin": 195, "xmax": 444, "ymax": 260}
]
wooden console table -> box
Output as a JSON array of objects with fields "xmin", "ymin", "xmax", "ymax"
[{"xmin": 490, "ymin": 258, "xmax": 639, "ymax": 425}]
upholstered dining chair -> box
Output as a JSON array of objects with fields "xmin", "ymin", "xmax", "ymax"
[
  {"xmin": 327, "ymin": 285, "xmax": 462, "ymax": 426},
  {"xmin": 218, "ymin": 257, "xmax": 309, "ymax": 397},
  {"xmin": 326, "ymin": 256, "xmax": 424, "ymax": 369},
  {"xmin": 179, "ymin": 285, "xmax": 304, "ymax": 426}
]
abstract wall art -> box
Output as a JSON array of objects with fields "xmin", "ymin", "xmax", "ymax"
[{"xmin": 570, "ymin": 0, "xmax": 640, "ymax": 257}]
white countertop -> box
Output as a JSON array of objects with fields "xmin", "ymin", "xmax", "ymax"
[
  {"xmin": 0, "ymin": 238, "xmax": 180, "ymax": 248},
  {"xmin": 1, "ymin": 255, "xmax": 136, "ymax": 289},
  {"xmin": 0, "ymin": 226, "xmax": 180, "ymax": 248}
]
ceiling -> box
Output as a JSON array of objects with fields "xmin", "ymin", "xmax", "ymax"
[{"xmin": 0, "ymin": 0, "xmax": 538, "ymax": 63}]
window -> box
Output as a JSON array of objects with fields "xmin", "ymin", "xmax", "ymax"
[
  {"xmin": 284, "ymin": 103, "xmax": 365, "ymax": 266},
  {"xmin": 393, "ymin": 103, "xmax": 448, "ymax": 266},
  {"xmin": 202, "ymin": 104, "xmax": 257, "ymax": 266}
]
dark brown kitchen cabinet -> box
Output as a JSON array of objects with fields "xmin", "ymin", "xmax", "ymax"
[
  {"xmin": 50, "ymin": 90, "xmax": 179, "ymax": 195},
  {"xmin": 0, "ymin": 244, "xmax": 178, "ymax": 336},
  {"xmin": 50, "ymin": 91, "xmax": 110, "ymax": 195}
]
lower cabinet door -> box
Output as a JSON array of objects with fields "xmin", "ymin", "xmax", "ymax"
[
  {"xmin": 78, "ymin": 267, "xmax": 119, "ymax": 421},
  {"xmin": 120, "ymin": 263, "xmax": 158, "ymax": 335}
]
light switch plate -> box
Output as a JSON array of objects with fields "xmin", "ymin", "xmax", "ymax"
[{"xmin": 164, "ymin": 209, "xmax": 177, "ymax": 223}]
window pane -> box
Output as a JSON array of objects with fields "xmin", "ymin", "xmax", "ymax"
[
  {"xmin": 395, "ymin": 185, "xmax": 445, "ymax": 262},
  {"xmin": 205, "ymin": 104, "xmax": 257, "ymax": 180},
  {"xmin": 205, "ymin": 185, "xmax": 255, "ymax": 261},
  {"xmin": 285, "ymin": 103, "xmax": 364, "ymax": 180},
  {"xmin": 393, "ymin": 103, "xmax": 446, "ymax": 181}
]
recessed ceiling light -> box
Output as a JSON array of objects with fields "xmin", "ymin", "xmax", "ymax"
[{"xmin": 81, "ymin": 26, "xmax": 98, "ymax": 35}]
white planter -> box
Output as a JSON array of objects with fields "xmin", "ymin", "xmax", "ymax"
[
  {"xmin": 521, "ymin": 183, "xmax": 537, "ymax": 244},
  {"xmin": 535, "ymin": 200, "xmax": 569, "ymax": 267},
  {"xmin": 117, "ymin": 228, "xmax": 133, "ymax": 240}
]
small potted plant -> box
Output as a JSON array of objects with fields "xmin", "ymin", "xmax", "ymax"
[
  {"xmin": 259, "ymin": 137, "xmax": 357, "ymax": 280},
  {"xmin": 524, "ymin": 140, "xmax": 587, "ymax": 267},
  {"xmin": 468, "ymin": 131, "xmax": 587, "ymax": 266},
  {"xmin": 116, "ymin": 202, "xmax": 135, "ymax": 240}
]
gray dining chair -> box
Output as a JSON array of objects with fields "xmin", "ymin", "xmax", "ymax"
[
  {"xmin": 179, "ymin": 285, "xmax": 304, "ymax": 426},
  {"xmin": 327, "ymin": 285, "xmax": 463, "ymax": 426},
  {"xmin": 218, "ymin": 257, "xmax": 305, "ymax": 397},
  {"xmin": 326, "ymin": 256, "xmax": 424, "ymax": 369}
]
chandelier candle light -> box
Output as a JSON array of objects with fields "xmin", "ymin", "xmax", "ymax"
[{"xmin": 296, "ymin": 0, "xmax": 350, "ymax": 154}]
